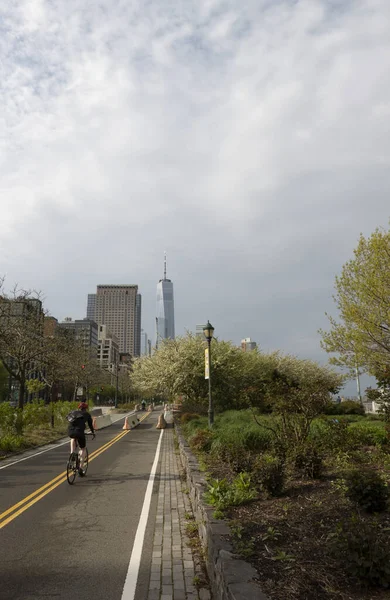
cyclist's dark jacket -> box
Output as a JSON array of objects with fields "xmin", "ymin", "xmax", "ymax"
[{"xmin": 67, "ymin": 410, "xmax": 94, "ymax": 437}]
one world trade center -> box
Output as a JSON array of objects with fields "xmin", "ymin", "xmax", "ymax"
[{"xmin": 156, "ymin": 254, "xmax": 175, "ymax": 348}]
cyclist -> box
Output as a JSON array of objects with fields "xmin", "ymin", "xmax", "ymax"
[{"xmin": 67, "ymin": 401, "xmax": 95, "ymax": 475}]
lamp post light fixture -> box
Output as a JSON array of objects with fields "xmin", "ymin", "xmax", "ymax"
[
  {"xmin": 203, "ymin": 320, "xmax": 215, "ymax": 427},
  {"xmin": 114, "ymin": 361, "xmax": 119, "ymax": 409}
]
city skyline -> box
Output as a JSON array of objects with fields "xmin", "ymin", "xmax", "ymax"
[{"xmin": 1, "ymin": 1, "xmax": 389, "ymax": 396}]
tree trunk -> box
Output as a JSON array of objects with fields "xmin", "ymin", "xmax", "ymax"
[
  {"xmin": 50, "ymin": 382, "xmax": 57, "ymax": 428},
  {"xmin": 18, "ymin": 378, "xmax": 25, "ymax": 410},
  {"xmin": 15, "ymin": 378, "xmax": 25, "ymax": 434}
]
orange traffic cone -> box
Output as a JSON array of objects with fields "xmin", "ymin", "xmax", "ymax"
[
  {"xmin": 123, "ymin": 416, "xmax": 131, "ymax": 430},
  {"xmin": 92, "ymin": 417, "xmax": 98, "ymax": 431},
  {"xmin": 156, "ymin": 413, "xmax": 166, "ymax": 429}
]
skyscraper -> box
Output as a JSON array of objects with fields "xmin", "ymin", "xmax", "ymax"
[
  {"xmin": 59, "ymin": 318, "xmax": 98, "ymax": 357},
  {"xmin": 156, "ymin": 254, "xmax": 175, "ymax": 348},
  {"xmin": 95, "ymin": 285, "xmax": 140, "ymax": 356},
  {"xmin": 86, "ymin": 294, "xmax": 96, "ymax": 321},
  {"xmin": 134, "ymin": 293, "xmax": 142, "ymax": 357}
]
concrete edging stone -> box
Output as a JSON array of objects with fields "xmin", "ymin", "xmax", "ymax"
[{"xmin": 175, "ymin": 424, "xmax": 269, "ymax": 600}]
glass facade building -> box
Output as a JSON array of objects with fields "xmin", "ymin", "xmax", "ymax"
[
  {"xmin": 156, "ymin": 259, "xmax": 175, "ymax": 348},
  {"xmin": 86, "ymin": 294, "xmax": 96, "ymax": 321}
]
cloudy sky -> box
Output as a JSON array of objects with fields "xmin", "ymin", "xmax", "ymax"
[{"xmin": 1, "ymin": 0, "xmax": 389, "ymax": 394}]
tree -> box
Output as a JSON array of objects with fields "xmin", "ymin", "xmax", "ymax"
[
  {"xmin": 320, "ymin": 227, "xmax": 390, "ymax": 378},
  {"xmin": 255, "ymin": 355, "xmax": 345, "ymax": 446},
  {"xmin": 36, "ymin": 328, "xmax": 74, "ymax": 403},
  {"xmin": 131, "ymin": 334, "xmax": 248, "ymax": 412},
  {"xmin": 0, "ymin": 283, "xmax": 46, "ymax": 416},
  {"xmin": 0, "ymin": 360, "xmax": 8, "ymax": 401}
]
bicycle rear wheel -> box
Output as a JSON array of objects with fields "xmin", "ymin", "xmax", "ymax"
[
  {"xmin": 66, "ymin": 453, "xmax": 77, "ymax": 485},
  {"xmin": 79, "ymin": 447, "xmax": 89, "ymax": 477}
]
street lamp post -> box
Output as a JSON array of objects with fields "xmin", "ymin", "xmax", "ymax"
[
  {"xmin": 203, "ymin": 320, "xmax": 215, "ymax": 428},
  {"xmin": 114, "ymin": 361, "xmax": 119, "ymax": 409}
]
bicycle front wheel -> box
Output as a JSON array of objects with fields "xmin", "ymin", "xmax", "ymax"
[
  {"xmin": 66, "ymin": 453, "xmax": 77, "ymax": 485},
  {"xmin": 79, "ymin": 447, "xmax": 89, "ymax": 477}
]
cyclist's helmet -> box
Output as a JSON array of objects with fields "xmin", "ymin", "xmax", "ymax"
[{"xmin": 78, "ymin": 402, "xmax": 88, "ymax": 410}]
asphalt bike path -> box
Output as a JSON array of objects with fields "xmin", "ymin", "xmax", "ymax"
[
  {"xmin": 0, "ymin": 411, "xmax": 163, "ymax": 600},
  {"xmin": 0, "ymin": 411, "xmax": 142, "ymax": 517}
]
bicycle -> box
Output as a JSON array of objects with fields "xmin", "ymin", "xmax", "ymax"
[{"xmin": 66, "ymin": 432, "xmax": 94, "ymax": 485}]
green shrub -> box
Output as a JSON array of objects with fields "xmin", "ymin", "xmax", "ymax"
[
  {"xmin": 181, "ymin": 416, "xmax": 208, "ymax": 437},
  {"xmin": 312, "ymin": 418, "xmax": 385, "ymax": 453},
  {"xmin": 329, "ymin": 514, "xmax": 390, "ymax": 587},
  {"xmin": 324, "ymin": 401, "xmax": 365, "ymax": 416},
  {"xmin": 290, "ymin": 443, "xmax": 324, "ymax": 479},
  {"xmin": 209, "ymin": 423, "xmax": 272, "ymax": 473},
  {"xmin": 0, "ymin": 434, "xmax": 25, "ymax": 453},
  {"xmin": 204, "ymin": 472, "xmax": 257, "ymax": 510},
  {"xmin": 0, "ymin": 402, "xmax": 16, "ymax": 433},
  {"xmin": 210, "ymin": 438, "xmax": 255, "ymax": 473},
  {"xmin": 189, "ymin": 428, "xmax": 214, "ymax": 452},
  {"xmin": 348, "ymin": 422, "xmax": 387, "ymax": 447},
  {"xmin": 240, "ymin": 428, "xmax": 272, "ymax": 452},
  {"xmin": 313, "ymin": 418, "xmax": 352, "ymax": 452},
  {"xmin": 344, "ymin": 469, "xmax": 389, "ymax": 513},
  {"xmin": 22, "ymin": 401, "xmax": 51, "ymax": 428},
  {"xmin": 180, "ymin": 412, "xmax": 200, "ymax": 424},
  {"xmin": 116, "ymin": 402, "xmax": 135, "ymax": 411},
  {"xmin": 252, "ymin": 453, "xmax": 286, "ymax": 496}
]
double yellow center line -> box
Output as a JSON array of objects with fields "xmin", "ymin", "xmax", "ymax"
[
  {"xmin": 0, "ymin": 414, "xmax": 153, "ymax": 531},
  {"xmin": 1, "ymin": 412, "xmax": 152, "ymax": 530}
]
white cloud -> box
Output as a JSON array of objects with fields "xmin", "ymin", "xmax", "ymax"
[{"xmin": 0, "ymin": 0, "xmax": 389, "ymax": 395}]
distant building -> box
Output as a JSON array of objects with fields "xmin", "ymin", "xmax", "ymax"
[
  {"xmin": 195, "ymin": 325, "xmax": 206, "ymax": 339},
  {"xmin": 156, "ymin": 254, "xmax": 175, "ymax": 348},
  {"xmin": 141, "ymin": 329, "xmax": 148, "ymax": 356},
  {"xmin": 95, "ymin": 285, "xmax": 140, "ymax": 357},
  {"xmin": 86, "ymin": 294, "xmax": 97, "ymax": 321},
  {"xmin": 59, "ymin": 318, "xmax": 98, "ymax": 356},
  {"xmin": 241, "ymin": 337, "xmax": 257, "ymax": 352},
  {"xmin": 97, "ymin": 325, "xmax": 119, "ymax": 371},
  {"xmin": 44, "ymin": 316, "xmax": 58, "ymax": 338},
  {"xmin": 141, "ymin": 330, "xmax": 152, "ymax": 357},
  {"xmin": 134, "ymin": 294, "xmax": 142, "ymax": 357}
]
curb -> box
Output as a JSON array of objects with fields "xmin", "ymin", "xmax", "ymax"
[{"xmin": 175, "ymin": 424, "xmax": 269, "ymax": 600}]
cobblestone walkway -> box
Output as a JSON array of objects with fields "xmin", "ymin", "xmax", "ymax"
[{"xmin": 147, "ymin": 428, "xmax": 210, "ymax": 600}]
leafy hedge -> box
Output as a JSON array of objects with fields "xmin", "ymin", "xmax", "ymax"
[{"xmin": 0, "ymin": 400, "xmax": 81, "ymax": 434}]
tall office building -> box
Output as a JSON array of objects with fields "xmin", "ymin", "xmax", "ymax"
[
  {"xmin": 141, "ymin": 329, "xmax": 147, "ymax": 356},
  {"xmin": 156, "ymin": 254, "xmax": 175, "ymax": 348},
  {"xmin": 59, "ymin": 318, "xmax": 99, "ymax": 357},
  {"xmin": 95, "ymin": 285, "xmax": 140, "ymax": 356},
  {"xmin": 134, "ymin": 294, "xmax": 142, "ymax": 357},
  {"xmin": 86, "ymin": 294, "xmax": 97, "ymax": 321}
]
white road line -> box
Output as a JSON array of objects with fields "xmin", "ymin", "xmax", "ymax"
[
  {"xmin": 0, "ymin": 411, "xmax": 136, "ymax": 471},
  {"xmin": 121, "ymin": 429, "xmax": 164, "ymax": 600},
  {"xmin": 0, "ymin": 439, "xmax": 70, "ymax": 471}
]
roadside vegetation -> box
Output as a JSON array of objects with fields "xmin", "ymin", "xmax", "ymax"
[
  {"xmin": 131, "ymin": 224, "xmax": 390, "ymax": 599},
  {"xmin": 0, "ymin": 400, "xmax": 81, "ymax": 456},
  {"xmin": 180, "ymin": 409, "xmax": 390, "ymax": 599},
  {"xmin": 0, "ymin": 278, "xmax": 136, "ymax": 453}
]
